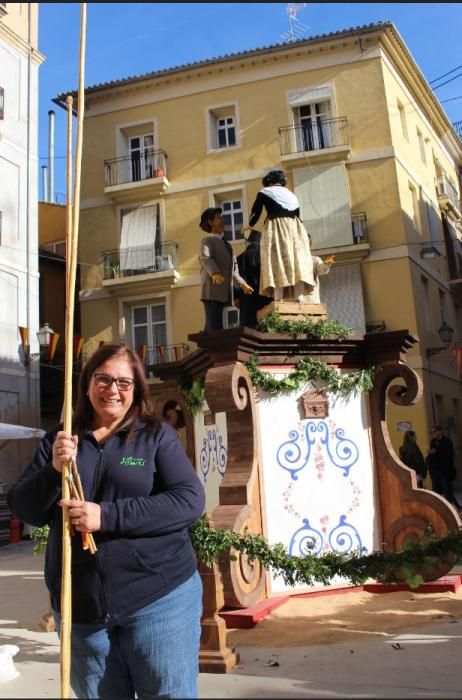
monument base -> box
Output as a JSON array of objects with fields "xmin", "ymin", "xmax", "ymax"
[{"xmin": 257, "ymin": 301, "xmax": 327, "ymax": 322}]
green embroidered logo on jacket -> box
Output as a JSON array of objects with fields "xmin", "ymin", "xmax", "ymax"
[{"xmin": 120, "ymin": 457, "xmax": 146, "ymax": 467}]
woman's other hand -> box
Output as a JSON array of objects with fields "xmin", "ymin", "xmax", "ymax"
[
  {"xmin": 211, "ymin": 272, "xmax": 225, "ymax": 285},
  {"xmin": 52, "ymin": 431, "xmax": 78, "ymax": 473},
  {"xmin": 59, "ymin": 499, "xmax": 102, "ymax": 533}
]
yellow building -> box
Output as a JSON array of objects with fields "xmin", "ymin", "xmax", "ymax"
[{"xmin": 54, "ymin": 21, "xmax": 462, "ymax": 474}]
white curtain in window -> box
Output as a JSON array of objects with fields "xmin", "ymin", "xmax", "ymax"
[{"xmin": 120, "ymin": 205, "xmax": 157, "ymax": 270}]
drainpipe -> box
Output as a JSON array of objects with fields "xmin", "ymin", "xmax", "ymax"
[
  {"xmin": 48, "ymin": 109, "xmax": 55, "ymax": 203},
  {"xmin": 41, "ymin": 165, "xmax": 48, "ymax": 202}
]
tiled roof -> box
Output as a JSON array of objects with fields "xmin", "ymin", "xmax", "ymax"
[{"xmin": 54, "ymin": 20, "xmax": 392, "ymax": 102}]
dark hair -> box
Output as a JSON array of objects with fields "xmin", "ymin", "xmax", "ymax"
[
  {"xmin": 402, "ymin": 430, "xmax": 416, "ymax": 445},
  {"xmin": 72, "ymin": 343, "xmax": 158, "ymax": 438},
  {"xmin": 431, "ymin": 424, "xmax": 443, "ymax": 432},
  {"xmin": 262, "ymin": 169, "xmax": 287, "ymax": 187},
  {"xmin": 199, "ymin": 207, "xmax": 222, "ymax": 233}
]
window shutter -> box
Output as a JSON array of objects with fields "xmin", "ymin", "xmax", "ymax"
[{"xmin": 294, "ymin": 164, "xmax": 352, "ymax": 248}]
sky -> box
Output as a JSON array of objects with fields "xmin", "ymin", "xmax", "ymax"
[{"xmin": 37, "ymin": 2, "xmax": 462, "ymax": 201}]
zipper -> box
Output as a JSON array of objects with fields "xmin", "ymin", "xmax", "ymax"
[{"xmin": 90, "ymin": 442, "xmax": 113, "ymax": 620}]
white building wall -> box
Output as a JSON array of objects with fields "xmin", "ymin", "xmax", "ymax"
[{"xmin": 0, "ymin": 8, "xmax": 43, "ymax": 484}]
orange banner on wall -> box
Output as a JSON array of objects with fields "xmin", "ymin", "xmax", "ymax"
[
  {"xmin": 18, "ymin": 326, "xmax": 29, "ymax": 351},
  {"xmin": 47, "ymin": 333, "xmax": 60, "ymax": 361},
  {"xmin": 137, "ymin": 344, "xmax": 147, "ymax": 364},
  {"xmin": 74, "ymin": 335, "xmax": 84, "ymax": 361},
  {"xmin": 453, "ymin": 345, "xmax": 462, "ymax": 376}
]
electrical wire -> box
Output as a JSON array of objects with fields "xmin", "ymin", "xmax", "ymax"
[
  {"xmin": 432, "ymin": 72, "xmax": 462, "ymax": 91},
  {"xmin": 430, "ymin": 65, "xmax": 462, "ymax": 85}
]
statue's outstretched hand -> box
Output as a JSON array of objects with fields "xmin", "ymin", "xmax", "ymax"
[
  {"xmin": 325, "ymin": 255, "xmax": 335, "ymax": 266},
  {"xmin": 241, "ymin": 283, "xmax": 254, "ymax": 295},
  {"xmin": 211, "ymin": 273, "xmax": 225, "ymax": 285}
]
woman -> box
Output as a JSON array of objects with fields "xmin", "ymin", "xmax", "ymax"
[
  {"xmin": 8, "ymin": 343, "xmax": 205, "ymax": 699},
  {"xmin": 399, "ymin": 430, "xmax": 427, "ymax": 488},
  {"xmin": 243, "ymin": 169, "xmax": 315, "ymax": 301}
]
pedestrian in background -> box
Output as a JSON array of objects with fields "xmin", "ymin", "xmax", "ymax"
[
  {"xmin": 8, "ymin": 343, "xmax": 205, "ymax": 699},
  {"xmin": 399, "ymin": 430, "xmax": 427, "ymax": 487},
  {"xmin": 427, "ymin": 424, "xmax": 461, "ymax": 511}
]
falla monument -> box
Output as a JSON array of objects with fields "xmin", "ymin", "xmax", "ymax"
[{"xmin": 149, "ymin": 300, "xmax": 460, "ymax": 673}]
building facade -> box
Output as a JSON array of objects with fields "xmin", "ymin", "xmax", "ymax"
[
  {"xmin": 0, "ymin": 3, "xmax": 44, "ymax": 483},
  {"xmin": 56, "ymin": 21, "xmax": 462, "ymax": 471}
]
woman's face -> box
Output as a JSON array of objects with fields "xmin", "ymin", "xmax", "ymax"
[{"xmin": 87, "ymin": 354, "xmax": 136, "ymax": 429}]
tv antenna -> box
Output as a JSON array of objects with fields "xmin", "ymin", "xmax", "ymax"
[{"xmin": 281, "ymin": 3, "xmax": 309, "ymax": 43}]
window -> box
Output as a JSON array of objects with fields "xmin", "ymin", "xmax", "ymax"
[
  {"xmin": 120, "ymin": 203, "xmax": 160, "ymax": 272},
  {"xmin": 421, "ymin": 275, "xmax": 432, "ymax": 330},
  {"xmin": 0, "ymin": 87, "xmax": 4, "ymax": 120},
  {"xmin": 207, "ymin": 104, "xmax": 239, "ymax": 151},
  {"xmin": 438, "ymin": 289, "xmax": 446, "ymax": 319},
  {"xmin": 408, "ymin": 182, "xmax": 420, "ymax": 231},
  {"xmin": 212, "ymin": 190, "xmax": 245, "ymax": 241},
  {"xmin": 293, "ymin": 100, "xmax": 331, "ymax": 151},
  {"xmin": 129, "ymin": 134, "xmax": 154, "ymax": 182},
  {"xmin": 397, "ymin": 100, "xmax": 408, "ymax": 140},
  {"xmin": 132, "ymin": 303, "xmax": 167, "ymax": 357},
  {"xmin": 417, "ymin": 129, "xmax": 426, "ymax": 164},
  {"xmin": 217, "ymin": 116, "xmax": 236, "ymax": 148}
]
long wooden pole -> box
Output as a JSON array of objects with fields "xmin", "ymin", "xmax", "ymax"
[{"xmin": 60, "ymin": 5, "xmax": 86, "ymax": 697}]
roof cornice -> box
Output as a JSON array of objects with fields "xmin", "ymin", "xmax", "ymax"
[
  {"xmin": 0, "ymin": 21, "xmax": 45, "ymax": 64},
  {"xmin": 378, "ymin": 25, "xmax": 462, "ymax": 159},
  {"xmin": 53, "ymin": 21, "xmax": 391, "ymax": 109}
]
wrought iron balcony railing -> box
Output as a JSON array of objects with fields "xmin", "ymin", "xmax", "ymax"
[
  {"xmin": 145, "ymin": 343, "xmax": 190, "ymax": 368},
  {"xmin": 0, "ymin": 87, "xmax": 4, "ymax": 120},
  {"xmin": 351, "ymin": 212, "xmax": 368, "ymax": 244},
  {"xmin": 104, "ymin": 149, "xmax": 168, "ymax": 187},
  {"xmin": 435, "ymin": 174, "xmax": 461, "ymax": 212},
  {"xmin": 278, "ymin": 117, "xmax": 349, "ymax": 156},
  {"xmin": 102, "ymin": 240, "xmax": 178, "ymax": 280},
  {"xmin": 453, "ymin": 120, "xmax": 462, "ymax": 140}
]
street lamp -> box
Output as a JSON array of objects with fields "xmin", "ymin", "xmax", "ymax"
[
  {"xmin": 426, "ymin": 320, "xmax": 454, "ymax": 358},
  {"xmin": 22, "ymin": 322, "xmax": 56, "ymax": 366}
]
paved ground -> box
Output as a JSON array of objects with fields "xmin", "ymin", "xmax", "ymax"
[{"xmin": 1, "ymin": 541, "xmax": 462, "ymax": 699}]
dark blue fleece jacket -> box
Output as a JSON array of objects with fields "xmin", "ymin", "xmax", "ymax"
[{"xmin": 8, "ymin": 419, "xmax": 205, "ymax": 623}]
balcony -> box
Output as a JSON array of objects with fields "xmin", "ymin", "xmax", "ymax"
[
  {"xmin": 104, "ymin": 149, "xmax": 169, "ymax": 203},
  {"xmin": 453, "ymin": 120, "xmax": 462, "ymax": 140},
  {"xmin": 101, "ymin": 240, "xmax": 179, "ymax": 294},
  {"xmin": 311, "ymin": 212, "xmax": 370, "ymax": 264},
  {"xmin": 144, "ymin": 344, "xmax": 190, "ymax": 378},
  {"xmin": 435, "ymin": 174, "xmax": 462, "ymax": 221},
  {"xmin": 278, "ymin": 117, "xmax": 350, "ymax": 167}
]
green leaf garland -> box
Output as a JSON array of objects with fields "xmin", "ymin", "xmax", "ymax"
[
  {"xmin": 245, "ymin": 355, "xmax": 377, "ymax": 399},
  {"xmin": 190, "ymin": 517, "xmax": 462, "ymax": 590},
  {"xmin": 257, "ymin": 311, "xmax": 353, "ymax": 340}
]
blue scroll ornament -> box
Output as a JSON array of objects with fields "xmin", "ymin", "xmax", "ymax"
[
  {"xmin": 289, "ymin": 518, "xmax": 323, "ymax": 556},
  {"xmin": 276, "ymin": 420, "xmax": 359, "ymax": 480},
  {"xmin": 199, "ymin": 427, "xmax": 227, "ymax": 483},
  {"xmin": 328, "ymin": 514, "xmax": 364, "ymax": 555}
]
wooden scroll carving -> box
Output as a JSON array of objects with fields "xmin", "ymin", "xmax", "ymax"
[
  {"xmin": 369, "ymin": 361, "xmax": 461, "ymax": 577},
  {"xmin": 204, "ymin": 361, "xmax": 266, "ymax": 608}
]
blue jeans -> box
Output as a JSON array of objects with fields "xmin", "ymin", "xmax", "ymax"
[{"xmin": 53, "ymin": 571, "xmax": 202, "ymax": 699}]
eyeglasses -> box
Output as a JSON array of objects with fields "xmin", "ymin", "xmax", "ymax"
[{"xmin": 93, "ymin": 373, "xmax": 135, "ymax": 391}]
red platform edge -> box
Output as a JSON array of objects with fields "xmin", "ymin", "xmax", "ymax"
[
  {"xmin": 219, "ymin": 595, "xmax": 290, "ymax": 629},
  {"xmin": 218, "ymin": 576, "xmax": 462, "ymax": 629}
]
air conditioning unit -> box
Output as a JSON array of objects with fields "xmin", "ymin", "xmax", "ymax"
[
  {"xmin": 155, "ymin": 255, "xmax": 173, "ymax": 271},
  {"xmin": 222, "ymin": 306, "xmax": 240, "ymax": 329},
  {"xmin": 436, "ymin": 176, "xmax": 449, "ymax": 198}
]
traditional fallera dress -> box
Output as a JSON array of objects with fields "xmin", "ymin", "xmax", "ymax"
[{"xmin": 248, "ymin": 185, "xmax": 314, "ymax": 299}]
